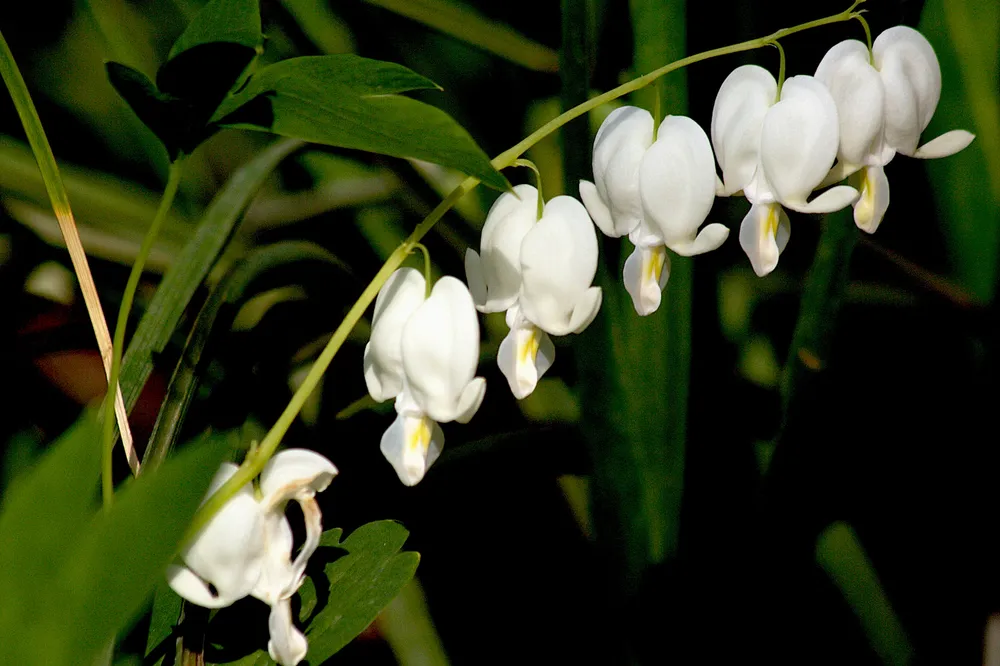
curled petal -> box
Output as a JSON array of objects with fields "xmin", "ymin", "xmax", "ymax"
[
  {"xmin": 267, "ymin": 598, "xmax": 309, "ymax": 666},
  {"xmin": 252, "ymin": 511, "xmax": 297, "ymax": 604},
  {"xmin": 623, "ymin": 243, "xmax": 670, "ymax": 316},
  {"xmin": 380, "ymin": 410, "xmax": 444, "ymax": 486},
  {"xmin": 815, "ymin": 39, "xmax": 887, "ymax": 167},
  {"xmin": 260, "ymin": 449, "xmax": 338, "ymax": 505},
  {"xmin": 469, "ymin": 184, "xmax": 539, "ymax": 312},
  {"xmin": 169, "ymin": 463, "xmax": 265, "ymax": 608},
  {"xmin": 519, "ymin": 196, "xmax": 601, "ymax": 336},
  {"xmin": 497, "ymin": 318, "xmax": 555, "ymax": 399},
  {"xmin": 853, "ymin": 165, "xmax": 891, "ymax": 233},
  {"xmin": 873, "ymin": 26, "xmax": 942, "ymax": 155},
  {"xmin": 739, "ymin": 202, "xmax": 790, "ymax": 277},
  {"xmin": 761, "ymin": 75, "xmax": 844, "ymax": 211},
  {"xmin": 912, "ymin": 129, "xmax": 976, "ymax": 159},
  {"xmin": 711, "ymin": 65, "xmax": 777, "ymax": 195},
  {"xmin": 640, "ymin": 115, "xmax": 719, "ymax": 254},
  {"xmin": 364, "ymin": 268, "xmax": 426, "ymax": 402},
  {"xmin": 588, "ymin": 106, "xmax": 654, "ymax": 237},
  {"xmin": 401, "ymin": 277, "xmax": 484, "ymax": 423}
]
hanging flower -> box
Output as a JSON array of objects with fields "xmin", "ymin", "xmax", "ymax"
[
  {"xmin": 365, "ymin": 269, "xmax": 486, "ymax": 485},
  {"xmin": 815, "ymin": 26, "xmax": 975, "ymax": 232},
  {"xmin": 167, "ymin": 449, "xmax": 338, "ymax": 666},
  {"xmin": 712, "ymin": 66, "xmax": 859, "ymax": 276},
  {"xmin": 466, "ymin": 187, "xmax": 601, "ymax": 398},
  {"xmin": 580, "ymin": 107, "xmax": 726, "ymax": 314}
]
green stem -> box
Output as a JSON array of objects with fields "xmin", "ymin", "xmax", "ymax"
[
  {"xmin": 511, "ymin": 158, "xmax": 545, "ymax": 217},
  {"xmin": 411, "ymin": 242, "xmax": 433, "ymax": 296},
  {"xmin": 102, "ymin": 159, "xmax": 184, "ymax": 503},
  {"xmin": 186, "ymin": 0, "xmax": 866, "ymax": 538},
  {"xmin": 773, "ymin": 40, "xmax": 787, "ymax": 96}
]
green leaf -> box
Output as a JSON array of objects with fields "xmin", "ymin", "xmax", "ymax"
[
  {"xmin": 215, "ymin": 55, "xmax": 508, "ymax": 191},
  {"xmin": 144, "ymin": 580, "xmax": 183, "ymax": 665},
  {"xmin": 920, "ymin": 0, "xmax": 1000, "ymax": 302},
  {"xmin": 0, "ymin": 414, "xmax": 101, "ymax": 664},
  {"xmin": 0, "ymin": 420, "xmax": 228, "ymax": 665},
  {"xmin": 168, "ymin": 0, "xmax": 262, "ymax": 60},
  {"xmin": 119, "ymin": 139, "xmax": 303, "ymax": 412},
  {"xmin": 304, "ymin": 521, "xmax": 420, "ymax": 662},
  {"xmin": 816, "ymin": 522, "xmax": 914, "ymax": 666}
]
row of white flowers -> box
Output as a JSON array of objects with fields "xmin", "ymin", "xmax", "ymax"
[
  {"xmin": 365, "ymin": 24, "xmax": 973, "ymax": 489},
  {"xmin": 164, "ymin": 24, "xmax": 974, "ymax": 666}
]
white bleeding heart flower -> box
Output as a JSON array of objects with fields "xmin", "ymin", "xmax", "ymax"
[
  {"xmin": 580, "ymin": 107, "xmax": 726, "ymax": 314},
  {"xmin": 712, "ymin": 66, "xmax": 859, "ymax": 277},
  {"xmin": 815, "ymin": 26, "xmax": 975, "ymax": 233},
  {"xmin": 467, "ymin": 186, "xmax": 601, "ymax": 398},
  {"xmin": 167, "ymin": 449, "xmax": 338, "ymax": 666},
  {"xmin": 366, "ymin": 269, "xmax": 486, "ymax": 485}
]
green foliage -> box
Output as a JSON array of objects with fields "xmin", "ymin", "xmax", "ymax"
[
  {"xmin": 107, "ymin": 0, "xmax": 263, "ymax": 158},
  {"xmin": 208, "ymin": 522, "xmax": 418, "ymax": 665},
  {"xmin": 0, "ymin": 414, "xmax": 228, "ymax": 665},
  {"xmin": 213, "ymin": 54, "xmax": 508, "ymax": 191},
  {"xmin": 119, "ymin": 139, "xmax": 302, "ymax": 411},
  {"xmin": 303, "ymin": 520, "xmax": 420, "ymax": 661}
]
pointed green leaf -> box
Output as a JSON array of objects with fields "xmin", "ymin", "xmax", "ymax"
[
  {"xmin": 168, "ymin": 0, "xmax": 262, "ymax": 60},
  {"xmin": 0, "ymin": 414, "xmax": 101, "ymax": 665},
  {"xmin": 215, "ymin": 55, "xmax": 508, "ymax": 191},
  {"xmin": 304, "ymin": 521, "xmax": 420, "ymax": 661}
]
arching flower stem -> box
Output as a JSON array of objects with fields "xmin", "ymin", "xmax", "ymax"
[
  {"xmin": 511, "ymin": 158, "xmax": 546, "ymax": 218},
  {"xmin": 186, "ymin": 0, "xmax": 867, "ymax": 541},
  {"xmin": 772, "ymin": 40, "xmax": 787, "ymax": 97},
  {"xmin": 410, "ymin": 243, "xmax": 434, "ymax": 297}
]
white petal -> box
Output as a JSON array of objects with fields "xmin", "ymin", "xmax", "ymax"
[
  {"xmin": 497, "ymin": 318, "xmax": 555, "ymax": 399},
  {"xmin": 640, "ymin": 115, "xmax": 719, "ymax": 253},
  {"xmin": 379, "ymin": 410, "xmax": 444, "ymax": 486},
  {"xmin": 260, "ymin": 449, "xmax": 338, "ymax": 504},
  {"xmin": 739, "ymin": 202, "xmax": 790, "ymax": 277},
  {"xmin": 760, "ymin": 75, "xmax": 842, "ymax": 210},
  {"xmin": 267, "ymin": 599, "xmax": 308, "ymax": 666},
  {"xmin": 711, "ymin": 65, "xmax": 777, "ymax": 196},
  {"xmin": 252, "ymin": 511, "xmax": 297, "ymax": 604},
  {"xmin": 853, "ymin": 165, "xmax": 891, "ymax": 233},
  {"xmin": 589, "ymin": 106, "xmax": 654, "ymax": 237},
  {"xmin": 579, "ymin": 180, "xmax": 616, "ymax": 237},
  {"xmin": 170, "ymin": 464, "xmax": 265, "ymax": 608},
  {"xmin": 464, "ymin": 248, "xmax": 487, "ymax": 309},
  {"xmin": 814, "ymin": 39, "xmax": 887, "ymax": 167},
  {"xmin": 913, "ymin": 129, "xmax": 976, "ymax": 159},
  {"xmin": 622, "ymin": 243, "xmax": 670, "ymax": 316},
  {"xmin": 791, "ymin": 185, "xmax": 859, "ymax": 214},
  {"xmin": 401, "ymin": 277, "xmax": 484, "ymax": 423},
  {"xmin": 668, "ymin": 224, "xmax": 730, "ymax": 256},
  {"xmin": 473, "ymin": 184, "xmax": 538, "ymax": 312},
  {"xmin": 453, "ymin": 377, "xmax": 486, "ymax": 424},
  {"xmin": 567, "ymin": 287, "xmax": 602, "ymax": 334},
  {"xmin": 364, "ymin": 268, "xmax": 426, "ymax": 402},
  {"xmin": 873, "ymin": 25, "xmax": 942, "ymax": 155},
  {"xmin": 518, "ymin": 195, "xmax": 601, "ymax": 336}
]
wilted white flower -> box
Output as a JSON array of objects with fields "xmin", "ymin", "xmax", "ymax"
[
  {"xmin": 815, "ymin": 25, "xmax": 975, "ymax": 232},
  {"xmin": 167, "ymin": 449, "xmax": 338, "ymax": 666}
]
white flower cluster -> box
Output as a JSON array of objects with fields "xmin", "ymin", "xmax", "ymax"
[{"xmin": 364, "ymin": 24, "xmax": 972, "ymax": 487}]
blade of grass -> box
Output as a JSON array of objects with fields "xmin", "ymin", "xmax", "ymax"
[{"xmin": 0, "ymin": 28, "xmax": 137, "ymax": 471}]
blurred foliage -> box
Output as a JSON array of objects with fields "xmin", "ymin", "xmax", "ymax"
[{"xmin": 0, "ymin": 0, "xmax": 998, "ymax": 664}]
